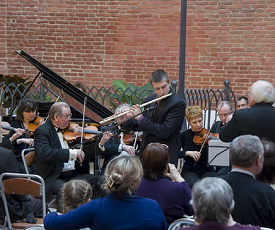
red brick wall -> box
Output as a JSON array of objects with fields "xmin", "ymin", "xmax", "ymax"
[
  {"xmin": 0, "ymin": 0, "xmax": 275, "ymax": 96},
  {"xmin": 185, "ymin": 0, "xmax": 275, "ymax": 96}
]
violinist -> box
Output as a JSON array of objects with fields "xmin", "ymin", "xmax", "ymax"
[
  {"xmin": 179, "ymin": 106, "xmax": 217, "ymax": 188},
  {"xmin": 4, "ymin": 98, "xmax": 41, "ymax": 173},
  {"xmin": 98, "ymin": 103, "xmax": 136, "ymax": 170},
  {"xmin": 33, "ymin": 102, "xmax": 96, "ymax": 212}
]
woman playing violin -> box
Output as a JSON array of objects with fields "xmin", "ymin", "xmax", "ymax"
[
  {"xmin": 179, "ymin": 106, "xmax": 217, "ymax": 188},
  {"xmin": 4, "ymin": 98, "xmax": 43, "ymax": 172}
]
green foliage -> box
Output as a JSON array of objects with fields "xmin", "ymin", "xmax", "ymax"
[
  {"xmin": 32, "ymin": 92, "xmax": 53, "ymax": 103},
  {"xmin": 110, "ymin": 79, "xmax": 153, "ymax": 108}
]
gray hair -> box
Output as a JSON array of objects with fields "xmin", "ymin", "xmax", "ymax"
[
  {"xmin": 191, "ymin": 177, "xmax": 235, "ymax": 224},
  {"xmin": 48, "ymin": 102, "xmax": 70, "ymax": 120},
  {"xmin": 115, "ymin": 103, "xmax": 131, "ymax": 113},
  {"xmin": 104, "ymin": 155, "xmax": 143, "ymax": 196},
  {"xmin": 250, "ymin": 80, "xmax": 275, "ymax": 104},
  {"xmin": 217, "ymin": 101, "xmax": 233, "ymax": 112},
  {"xmin": 230, "ymin": 135, "xmax": 264, "ymax": 168}
]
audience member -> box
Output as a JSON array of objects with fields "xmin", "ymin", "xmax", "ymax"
[
  {"xmin": 34, "ymin": 102, "xmax": 95, "ymax": 212},
  {"xmin": 43, "ymin": 155, "xmax": 167, "ymax": 230},
  {"xmin": 62, "ymin": 179, "xmax": 93, "ymax": 230},
  {"xmin": 136, "ymin": 142, "xmax": 193, "ymax": 226},
  {"xmin": 179, "ymin": 106, "xmax": 217, "ymax": 188},
  {"xmin": 220, "ymin": 80, "xmax": 275, "ymax": 143},
  {"xmin": 256, "ymin": 139, "xmax": 275, "ymax": 190},
  {"xmin": 177, "ymin": 177, "xmax": 260, "ymax": 230},
  {"xmin": 62, "ymin": 179, "xmax": 93, "ymax": 214},
  {"xmin": 221, "ymin": 135, "xmax": 275, "ymax": 229},
  {"xmin": 124, "ymin": 69, "xmax": 186, "ymax": 166},
  {"xmin": 236, "ymin": 96, "xmax": 249, "ymax": 110}
]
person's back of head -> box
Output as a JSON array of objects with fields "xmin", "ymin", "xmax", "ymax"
[
  {"xmin": 104, "ymin": 155, "xmax": 143, "ymax": 196},
  {"xmin": 229, "ymin": 135, "xmax": 264, "ymax": 172},
  {"xmin": 256, "ymin": 139, "xmax": 275, "ymax": 185},
  {"xmin": 62, "ymin": 179, "xmax": 93, "ymax": 214},
  {"xmin": 191, "ymin": 177, "xmax": 234, "ymax": 224},
  {"xmin": 250, "ymin": 80, "xmax": 275, "ymax": 104},
  {"xmin": 142, "ymin": 142, "xmax": 169, "ymax": 180}
]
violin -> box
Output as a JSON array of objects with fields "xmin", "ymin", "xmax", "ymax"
[
  {"xmin": 28, "ymin": 116, "xmax": 45, "ymax": 132},
  {"xmin": 123, "ymin": 131, "xmax": 142, "ymax": 145},
  {"xmin": 193, "ymin": 128, "xmax": 219, "ymax": 145},
  {"xmin": 62, "ymin": 123, "xmax": 100, "ymax": 142}
]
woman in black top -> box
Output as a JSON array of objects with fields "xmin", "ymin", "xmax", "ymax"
[{"xmin": 179, "ymin": 106, "xmax": 217, "ymax": 188}]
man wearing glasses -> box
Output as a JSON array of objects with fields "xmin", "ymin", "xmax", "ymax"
[
  {"xmin": 34, "ymin": 102, "xmax": 95, "ymax": 212},
  {"xmin": 211, "ymin": 101, "xmax": 234, "ymax": 134}
]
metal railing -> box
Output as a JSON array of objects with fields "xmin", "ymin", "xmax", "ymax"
[{"xmin": 0, "ymin": 80, "xmax": 236, "ymax": 129}]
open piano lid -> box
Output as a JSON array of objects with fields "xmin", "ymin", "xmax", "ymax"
[{"xmin": 15, "ymin": 50, "xmax": 113, "ymax": 124}]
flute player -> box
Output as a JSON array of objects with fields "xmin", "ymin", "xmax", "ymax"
[{"xmin": 122, "ymin": 69, "xmax": 186, "ymax": 166}]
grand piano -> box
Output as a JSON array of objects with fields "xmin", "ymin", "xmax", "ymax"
[{"xmin": 14, "ymin": 50, "xmax": 113, "ymax": 125}]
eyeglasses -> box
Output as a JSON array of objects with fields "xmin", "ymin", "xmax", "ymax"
[
  {"xmin": 218, "ymin": 112, "xmax": 231, "ymax": 118},
  {"xmin": 60, "ymin": 113, "xmax": 72, "ymax": 119}
]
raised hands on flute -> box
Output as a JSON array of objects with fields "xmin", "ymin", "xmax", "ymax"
[{"xmin": 99, "ymin": 93, "xmax": 172, "ymax": 125}]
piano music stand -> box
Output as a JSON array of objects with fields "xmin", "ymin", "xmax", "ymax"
[{"xmin": 208, "ymin": 140, "xmax": 230, "ymax": 167}]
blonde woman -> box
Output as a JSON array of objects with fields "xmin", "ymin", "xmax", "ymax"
[{"xmin": 179, "ymin": 106, "xmax": 217, "ymax": 188}]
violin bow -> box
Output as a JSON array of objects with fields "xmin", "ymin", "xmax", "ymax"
[{"xmin": 80, "ymin": 96, "xmax": 87, "ymax": 151}]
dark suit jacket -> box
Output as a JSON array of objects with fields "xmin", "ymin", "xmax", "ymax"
[
  {"xmin": 125, "ymin": 92, "xmax": 186, "ymax": 166},
  {"xmin": 34, "ymin": 120, "xmax": 70, "ymax": 201},
  {"xmin": 219, "ymin": 103, "xmax": 275, "ymax": 143},
  {"xmin": 0, "ymin": 147, "xmax": 33, "ymax": 225},
  {"xmin": 221, "ymin": 171, "xmax": 275, "ymax": 228}
]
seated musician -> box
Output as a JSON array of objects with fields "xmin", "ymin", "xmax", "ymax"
[
  {"xmin": 4, "ymin": 98, "xmax": 42, "ymax": 173},
  {"xmin": 179, "ymin": 106, "xmax": 217, "ymax": 188},
  {"xmin": 236, "ymin": 96, "xmax": 250, "ymax": 110},
  {"xmin": 0, "ymin": 126, "xmax": 25, "ymax": 150},
  {"xmin": 33, "ymin": 102, "xmax": 96, "ymax": 212},
  {"xmin": 210, "ymin": 101, "xmax": 234, "ymax": 134},
  {"xmin": 210, "ymin": 101, "xmax": 234, "ymax": 175},
  {"xmin": 98, "ymin": 103, "xmax": 137, "ymax": 170}
]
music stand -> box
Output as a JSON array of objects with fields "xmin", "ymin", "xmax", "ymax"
[{"xmin": 208, "ymin": 140, "xmax": 230, "ymax": 166}]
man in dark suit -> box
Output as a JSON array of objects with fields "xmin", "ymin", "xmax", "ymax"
[
  {"xmin": 125, "ymin": 69, "xmax": 186, "ymax": 166},
  {"xmin": 0, "ymin": 147, "xmax": 42, "ymax": 225},
  {"xmin": 34, "ymin": 102, "xmax": 95, "ymax": 211},
  {"xmin": 221, "ymin": 135, "xmax": 275, "ymax": 229},
  {"xmin": 219, "ymin": 80, "xmax": 275, "ymax": 143}
]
